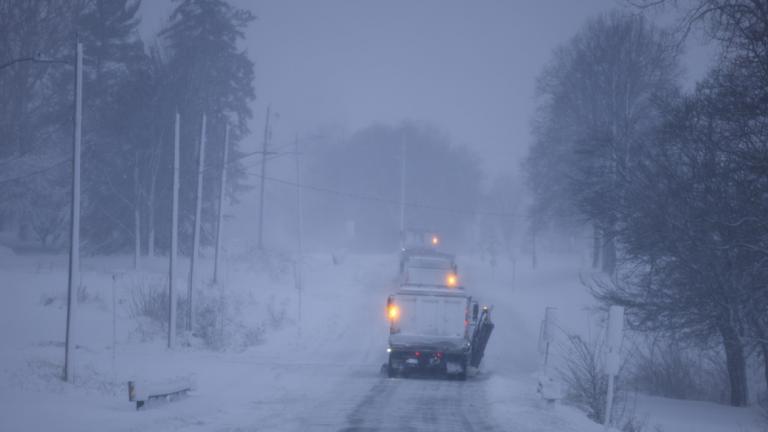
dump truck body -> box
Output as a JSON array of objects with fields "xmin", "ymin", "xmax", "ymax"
[{"xmin": 387, "ymin": 286, "xmax": 472, "ymax": 378}]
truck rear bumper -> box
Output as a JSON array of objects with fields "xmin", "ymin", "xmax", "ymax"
[{"xmin": 388, "ymin": 347, "xmax": 468, "ymax": 376}]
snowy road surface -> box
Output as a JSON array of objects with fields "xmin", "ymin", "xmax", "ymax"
[
  {"xmin": 0, "ymin": 253, "xmax": 613, "ymax": 432},
  {"xmin": 336, "ymin": 376, "xmax": 499, "ymax": 432}
]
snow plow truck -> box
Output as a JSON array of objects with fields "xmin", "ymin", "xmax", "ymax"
[{"xmin": 385, "ymin": 285, "xmax": 494, "ymax": 380}]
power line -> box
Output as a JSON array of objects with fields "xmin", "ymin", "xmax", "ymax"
[
  {"xmin": 243, "ymin": 172, "xmax": 523, "ymax": 219},
  {"xmin": 201, "ymin": 142, "xmax": 294, "ymax": 173},
  {"xmin": 0, "ymin": 140, "xmax": 291, "ymax": 187}
]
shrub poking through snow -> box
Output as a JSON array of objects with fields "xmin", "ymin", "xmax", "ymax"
[
  {"xmin": 626, "ymin": 335, "xmax": 732, "ymax": 404},
  {"xmin": 556, "ymin": 331, "xmax": 649, "ymax": 430},
  {"xmin": 77, "ymin": 283, "xmax": 102, "ymax": 305},
  {"xmin": 128, "ymin": 279, "xmax": 168, "ymax": 324},
  {"xmin": 267, "ymin": 295, "xmax": 288, "ymax": 330},
  {"xmin": 191, "ymin": 288, "xmax": 266, "ymax": 351},
  {"xmin": 556, "ymin": 330, "xmax": 661, "ymax": 431},
  {"xmin": 193, "ymin": 290, "xmax": 226, "ymax": 350},
  {"xmin": 558, "ymin": 333, "xmax": 616, "ymax": 423},
  {"xmin": 127, "ymin": 275, "xmax": 183, "ymax": 339}
]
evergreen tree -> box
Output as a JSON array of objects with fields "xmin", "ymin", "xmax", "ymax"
[
  {"xmin": 75, "ymin": 0, "xmax": 151, "ymax": 253},
  {"xmin": 0, "ymin": 0, "xmax": 79, "ymax": 243},
  {"xmin": 160, "ymin": 0, "xmax": 255, "ymax": 254}
]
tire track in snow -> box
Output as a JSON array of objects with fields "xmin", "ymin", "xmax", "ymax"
[{"xmin": 336, "ymin": 375, "xmax": 504, "ymax": 432}]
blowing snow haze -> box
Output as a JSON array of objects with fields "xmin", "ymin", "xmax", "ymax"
[
  {"xmin": 142, "ymin": 0, "xmax": 714, "ymax": 174},
  {"xmin": 2, "ymin": 1, "xmax": 767, "ymax": 432}
]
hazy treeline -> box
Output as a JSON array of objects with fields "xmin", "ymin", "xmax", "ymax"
[
  {"xmin": 304, "ymin": 123, "xmax": 485, "ymax": 252},
  {"xmin": 0, "ymin": 0, "xmax": 255, "ymax": 255},
  {"xmin": 0, "ymin": 1, "xmax": 517, "ymax": 258},
  {"xmin": 526, "ymin": 3, "xmax": 768, "ymax": 407}
]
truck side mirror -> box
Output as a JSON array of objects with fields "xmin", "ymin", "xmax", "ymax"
[{"xmin": 472, "ymin": 303, "xmax": 479, "ymax": 321}]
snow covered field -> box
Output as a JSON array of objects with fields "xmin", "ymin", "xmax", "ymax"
[{"xmin": 0, "ymin": 249, "xmax": 764, "ymax": 431}]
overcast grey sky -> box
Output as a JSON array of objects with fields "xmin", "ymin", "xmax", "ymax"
[{"xmin": 140, "ymin": 0, "xmax": 715, "ymax": 175}]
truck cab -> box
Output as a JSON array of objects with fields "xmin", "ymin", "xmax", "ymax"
[{"xmin": 398, "ymin": 249, "xmax": 458, "ymax": 288}]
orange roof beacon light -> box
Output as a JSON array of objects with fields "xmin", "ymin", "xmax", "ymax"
[
  {"xmin": 388, "ymin": 304, "xmax": 400, "ymax": 320},
  {"xmin": 446, "ymin": 273, "xmax": 458, "ymax": 288},
  {"xmin": 431, "ymin": 235, "xmax": 440, "ymax": 246}
]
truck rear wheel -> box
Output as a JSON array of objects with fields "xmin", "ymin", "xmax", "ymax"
[
  {"xmin": 387, "ymin": 355, "xmax": 397, "ymax": 378},
  {"xmin": 456, "ymin": 369, "xmax": 467, "ymax": 381},
  {"xmin": 456, "ymin": 357, "xmax": 468, "ymax": 381}
]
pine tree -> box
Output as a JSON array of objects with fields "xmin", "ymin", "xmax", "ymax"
[
  {"xmin": 0, "ymin": 0, "xmax": 79, "ymax": 243},
  {"xmin": 75, "ymin": 0, "xmax": 152, "ymax": 253},
  {"xmin": 160, "ymin": 0, "xmax": 255, "ymax": 254}
]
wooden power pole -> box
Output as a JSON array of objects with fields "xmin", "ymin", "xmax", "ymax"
[
  {"xmin": 257, "ymin": 106, "xmax": 272, "ymax": 250},
  {"xmin": 188, "ymin": 113, "xmax": 206, "ymax": 332},
  {"xmin": 64, "ymin": 38, "xmax": 83, "ymax": 382},
  {"xmin": 168, "ymin": 112, "xmax": 180, "ymax": 349},
  {"xmin": 213, "ymin": 124, "xmax": 229, "ymax": 284}
]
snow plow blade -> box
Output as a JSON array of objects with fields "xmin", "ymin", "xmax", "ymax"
[{"xmin": 469, "ymin": 307, "xmax": 494, "ymax": 368}]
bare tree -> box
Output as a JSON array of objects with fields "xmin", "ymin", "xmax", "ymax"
[
  {"xmin": 526, "ymin": 11, "xmax": 680, "ymax": 274},
  {"xmin": 594, "ymin": 65, "xmax": 768, "ymax": 405}
]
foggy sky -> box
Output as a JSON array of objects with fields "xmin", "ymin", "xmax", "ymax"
[{"xmin": 140, "ymin": 0, "xmax": 714, "ymax": 176}]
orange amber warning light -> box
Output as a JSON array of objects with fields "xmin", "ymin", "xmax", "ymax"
[
  {"xmin": 431, "ymin": 235, "xmax": 440, "ymax": 246},
  {"xmin": 446, "ymin": 273, "xmax": 458, "ymax": 287},
  {"xmin": 388, "ymin": 304, "xmax": 400, "ymax": 320}
]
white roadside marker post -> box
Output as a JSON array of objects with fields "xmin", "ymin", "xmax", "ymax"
[
  {"xmin": 542, "ymin": 307, "xmax": 558, "ymax": 369},
  {"xmin": 604, "ymin": 305, "xmax": 624, "ymax": 430},
  {"xmin": 538, "ymin": 307, "xmax": 562, "ymax": 407}
]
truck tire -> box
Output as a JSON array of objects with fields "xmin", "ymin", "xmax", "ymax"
[
  {"xmin": 456, "ymin": 357, "xmax": 468, "ymax": 381},
  {"xmin": 387, "ymin": 356, "xmax": 397, "ymax": 378}
]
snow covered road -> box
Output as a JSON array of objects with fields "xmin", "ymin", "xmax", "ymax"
[
  {"xmin": 0, "ymin": 252, "xmax": 609, "ymax": 432},
  {"xmin": 337, "ymin": 376, "xmax": 500, "ymax": 432}
]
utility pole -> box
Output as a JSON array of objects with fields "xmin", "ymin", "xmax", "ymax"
[
  {"xmin": 188, "ymin": 113, "xmax": 206, "ymax": 332},
  {"xmin": 213, "ymin": 123, "xmax": 229, "ymax": 284},
  {"xmin": 257, "ymin": 105, "xmax": 271, "ymax": 250},
  {"xmin": 168, "ymin": 112, "xmax": 180, "ymax": 349},
  {"xmin": 399, "ymin": 131, "xmax": 407, "ymax": 249},
  {"xmin": 133, "ymin": 153, "xmax": 141, "ymax": 270},
  {"xmin": 64, "ymin": 38, "xmax": 83, "ymax": 383},
  {"xmin": 294, "ymin": 135, "xmax": 304, "ymax": 336}
]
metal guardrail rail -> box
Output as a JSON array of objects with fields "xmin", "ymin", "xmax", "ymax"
[{"xmin": 128, "ymin": 379, "xmax": 193, "ymax": 410}]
